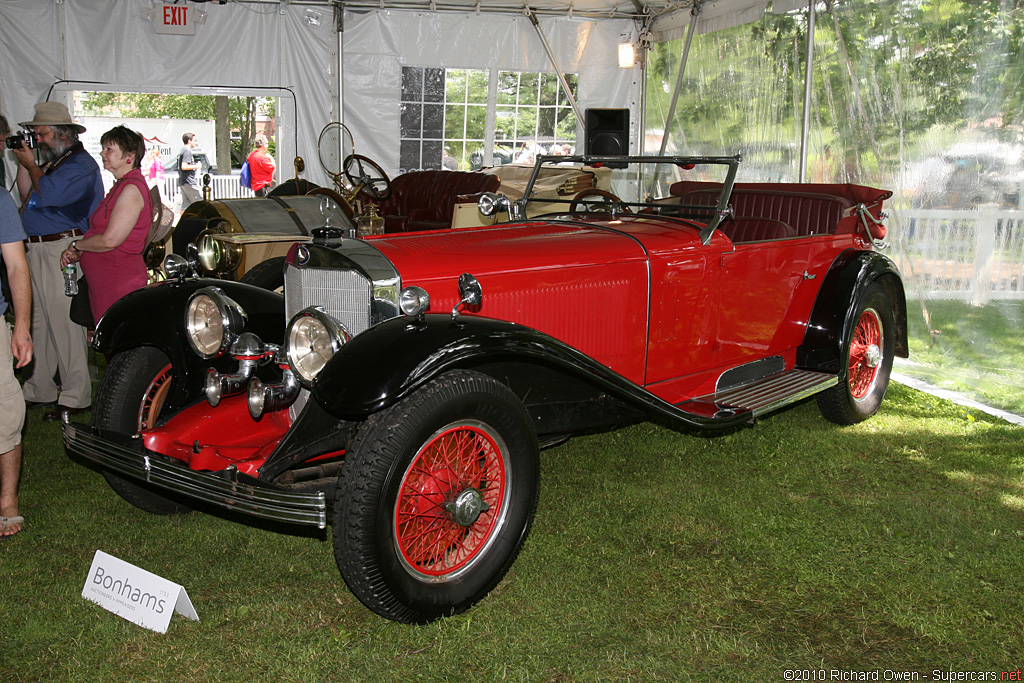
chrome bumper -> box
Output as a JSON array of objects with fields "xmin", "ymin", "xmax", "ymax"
[{"xmin": 62, "ymin": 420, "xmax": 327, "ymax": 529}]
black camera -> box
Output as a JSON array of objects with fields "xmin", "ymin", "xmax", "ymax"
[{"xmin": 5, "ymin": 130, "xmax": 38, "ymax": 150}]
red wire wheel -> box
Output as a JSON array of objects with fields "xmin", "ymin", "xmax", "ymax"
[
  {"xmin": 334, "ymin": 370, "xmax": 539, "ymax": 623},
  {"xmin": 817, "ymin": 282, "xmax": 895, "ymax": 426},
  {"xmin": 138, "ymin": 363, "xmax": 173, "ymax": 431},
  {"xmin": 848, "ymin": 308, "xmax": 883, "ymax": 401},
  {"xmin": 92, "ymin": 347, "xmax": 192, "ymax": 515},
  {"xmin": 394, "ymin": 420, "xmax": 509, "ymax": 580}
]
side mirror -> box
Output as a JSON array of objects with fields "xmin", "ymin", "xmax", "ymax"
[{"xmin": 452, "ymin": 273, "xmax": 482, "ymax": 320}]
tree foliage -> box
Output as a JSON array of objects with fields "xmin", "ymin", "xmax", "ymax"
[
  {"xmin": 79, "ymin": 91, "xmax": 275, "ymax": 167},
  {"xmin": 645, "ymin": 0, "xmax": 1024, "ymax": 182}
]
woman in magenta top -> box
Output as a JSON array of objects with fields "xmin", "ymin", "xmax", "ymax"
[{"xmin": 60, "ymin": 126, "xmax": 153, "ymax": 323}]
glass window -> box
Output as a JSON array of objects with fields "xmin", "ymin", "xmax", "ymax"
[{"xmin": 400, "ymin": 66, "xmax": 578, "ymax": 172}]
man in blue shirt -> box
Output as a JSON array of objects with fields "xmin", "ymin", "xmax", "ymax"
[
  {"xmin": 0, "ymin": 114, "xmax": 34, "ymax": 539},
  {"xmin": 13, "ymin": 102, "xmax": 102, "ymax": 422}
]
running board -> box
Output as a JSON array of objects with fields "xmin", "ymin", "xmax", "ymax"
[{"xmin": 681, "ymin": 369, "xmax": 838, "ymax": 420}]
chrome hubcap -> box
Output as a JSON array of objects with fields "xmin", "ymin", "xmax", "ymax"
[
  {"xmin": 446, "ymin": 488, "xmax": 490, "ymax": 527},
  {"xmin": 864, "ymin": 344, "xmax": 881, "ymax": 368}
]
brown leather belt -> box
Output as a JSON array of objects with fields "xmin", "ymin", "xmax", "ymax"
[{"xmin": 26, "ymin": 229, "xmax": 83, "ymax": 244}]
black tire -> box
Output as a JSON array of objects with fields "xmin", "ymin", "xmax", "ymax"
[
  {"xmin": 334, "ymin": 370, "xmax": 539, "ymax": 623},
  {"xmin": 239, "ymin": 256, "xmax": 285, "ymax": 292},
  {"xmin": 93, "ymin": 347, "xmax": 192, "ymax": 516},
  {"xmin": 817, "ymin": 282, "xmax": 895, "ymax": 425}
]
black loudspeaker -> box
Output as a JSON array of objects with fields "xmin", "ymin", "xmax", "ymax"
[{"xmin": 585, "ymin": 108, "xmax": 629, "ymax": 158}]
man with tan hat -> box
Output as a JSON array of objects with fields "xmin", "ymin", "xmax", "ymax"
[{"xmin": 13, "ymin": 101, "xmax": 102, "ymax": 422}]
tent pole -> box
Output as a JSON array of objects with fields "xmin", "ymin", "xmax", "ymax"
[
  {"xmin": 645, "ymin": 2, "xmax": 698, "ymax": 198},
  {"xmin": 798, "ymin": 0, "xmax": 815, "ymax": 183},
  {"xmin": 528, "ymin": 11, "xmax": 586, "ymax": 138},
  {"xmin": 656, "ymin": 3, "xmax": 699, "ymax": 157}
]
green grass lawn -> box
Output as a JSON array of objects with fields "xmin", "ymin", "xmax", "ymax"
[
  {"xmin": 2, "ymin": 382, "xmax": 1023, "ymax": 682},
  {"xmin": 902, "ymin": 297, "xmax": 1024, "ymax": 416}
]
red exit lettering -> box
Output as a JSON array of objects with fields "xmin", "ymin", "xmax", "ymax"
[{"xmin": 162, "ymin": 5, "xmax": 188, "ymax": 26}]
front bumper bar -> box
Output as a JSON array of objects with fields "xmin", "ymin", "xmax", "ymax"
[{"xmin": 62, "ymin": 420, "xmax": 327, "ymax": 529}]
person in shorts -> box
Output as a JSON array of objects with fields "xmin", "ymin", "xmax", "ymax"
[{"xmin": 0, "ymin": 114, "xmax": 34, "ymax": 539}]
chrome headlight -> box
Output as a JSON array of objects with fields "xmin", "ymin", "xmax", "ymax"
[
  {"xmin": 195, "ymin": 231, "xmax": 241, "ymax": 275},
  {"xmin": 286, "ymin": 307, "xmax": 351, "ymax": 383},
  {"xmin": 477, "ymin": 192, "xmax": 509, "ymax": 217},
  {"xmin": 185, "ymin": 287, "xmax": 248, "ymax": 359},
  {"xmin": 196, "ymin": 232, "xmax": 223, "ymax": 273},
  {"xmin": 399, "ymin": 286, "xmax": 430, "ymax": 317}
]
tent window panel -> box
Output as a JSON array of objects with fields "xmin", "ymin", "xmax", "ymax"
[
  {"xmin": 445, "ymin": 105, "xmax": 466, "ymax": 139},
  {"xmin": 422, "ymin": 140, "xmax": 443, "ymax": 170},
  {"xmin": 422, "ymin": 104, "xmax": 444, "ymax": 139},
  {"xmin": 402, "ymin": 67, "xmax": 423, "ymax": 102},
  {"xmin": 446, "ymin": 70, "xmax": 469, "ymax": 103},
  {"xmin": 424, "ymin": 68, "xmax": 445, "ymax": 103},
  {"xmin": 400, "ymin": 66, "xmax": 578, "ymax": 172},
  {"xmin": 465, "ymin": 105, "xmax": 487, "ymax": 138},
  {"xmin": 400, "ymin": 139, "xmax": 420, "ymax": 172},
  {"xmin": 497, "ymin": 72, "xmax": 518, "ymax": 105},
  {"xmin": 400, "ymin": 103, "xmax": 422, "ymax": 138}
]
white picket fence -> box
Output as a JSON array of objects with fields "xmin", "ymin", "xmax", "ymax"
[
  {"xmin": 159, "ymin": 175, "xmax": 255, "ymax": 204},
  {"xmin": 891, "ymin": 207, "xmax": 1024, "ymax": 304}
]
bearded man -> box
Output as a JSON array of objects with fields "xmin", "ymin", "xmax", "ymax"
[{"xmin": 13, "ymin": 102, "xmax": 103, "ymax": 422}]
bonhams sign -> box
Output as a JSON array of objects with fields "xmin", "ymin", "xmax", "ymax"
[
  {"xmin": 155, "ymin": 4, "xmax": 195, "ymax": 35},
  {"xmin": 82, "ymin": 551, "xmax": 198, "ymax": 633}
]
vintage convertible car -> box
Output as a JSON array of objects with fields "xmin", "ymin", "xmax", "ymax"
[{"xmin": 63, "ymin": 154, "xmax": 907, "ymax": 624}]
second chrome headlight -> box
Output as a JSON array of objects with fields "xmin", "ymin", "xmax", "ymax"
[{"xmin": 286, "ymin": 307, "xmax": 351, "ymax": 383}]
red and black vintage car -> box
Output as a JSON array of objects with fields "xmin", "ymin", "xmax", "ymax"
[{"xmin": 63, "ymin": 154, "xmax": 906, "ymax": 623}]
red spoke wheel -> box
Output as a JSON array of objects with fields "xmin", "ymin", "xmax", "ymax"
[
  {"xmin": 848, "ymin": 308, "xmax": 883, "ymax": 400},
  {"xmin": 334, "ymin": 370, "xmax": 539, "ymax": 624},
  {"xmin": 395, "ymin": 420, "xmax": 509, "ymax": 580},
  {"xmin": 93, "ymin": 347, "xmax": 192, "ymax": 515},
  {"xmin": 817, "ymin": 282, "xmax": 895, "ymax": 425}
]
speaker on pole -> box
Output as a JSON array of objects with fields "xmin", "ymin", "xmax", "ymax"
[{"xmin": 585, "ymin": 108, "xmax": 629, "ymax": 158}]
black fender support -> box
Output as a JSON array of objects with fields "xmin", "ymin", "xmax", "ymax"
[
  {"xmin": 797, "ymin": 249, "xmax": 909, "ymax": 375},
  {"xmin": 312, "ymin": 314, "xmax": 752, "ymax": 431},
  {"xmin": 92, "ymin": 278, "xmax": 285, "ymax": 411}
]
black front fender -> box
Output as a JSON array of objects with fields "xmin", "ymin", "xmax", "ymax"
[
  {"xmin": 312, "ymin": 314, "xmax": 749, "ymax": 431},
  {"xmin": 93, "ymin": 278, "xmax": 285, "ymax": 409}
]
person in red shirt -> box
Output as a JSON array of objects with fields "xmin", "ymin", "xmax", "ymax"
[{"xmin": 247, "ymin": 134, "xmax": 276, "ymax": 197}]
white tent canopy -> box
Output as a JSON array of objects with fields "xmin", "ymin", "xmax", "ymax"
[{"xmin": 0, "ymin": 0, "xmax": 792, "ymax": 185}]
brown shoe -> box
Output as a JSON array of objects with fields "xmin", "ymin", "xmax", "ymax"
[{"xmin": 42, "ymin": 405, "xmax": 91, "ymax": 423}]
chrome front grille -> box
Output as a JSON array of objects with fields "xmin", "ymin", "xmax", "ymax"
[{"xmin": 285, "ymin": 264, "xmax": 373, "ymax": 336}]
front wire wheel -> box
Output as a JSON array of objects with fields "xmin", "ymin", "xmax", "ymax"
[
  {"xmin": 817, "ymin": 282, "xmax": 895, "ymax": 425},
  {"xmin": 92, "ymin": 347, "xmax": 193, "ymax": 515},
  {"xmin": 334, "ymin": 370, "xmax": 539, "ymax": 623}
]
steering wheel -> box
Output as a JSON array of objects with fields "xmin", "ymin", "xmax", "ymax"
[
  {"xmin": 568, "ymin": 189, "xmax": 631, "ymax": 213},
  {"xmin": 305, "ymin": 187, "xmax": 355, "ymax": 221},
  {"xmin": 344, "ymin": 154, "xmax": 392, "ymax": 202}
]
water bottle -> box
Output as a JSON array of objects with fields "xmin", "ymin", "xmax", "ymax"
[{"xmin": 63, "ymin": 264, "xmax": 78, "ymax": 296}]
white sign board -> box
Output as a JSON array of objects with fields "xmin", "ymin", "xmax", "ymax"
[
  {"xmin": 155, "ymin": 4, "xmax": 195, "ymax": 36},
  {"xmin": 82, "ymin": 550, "xmax": 199, "ymax": 634}
]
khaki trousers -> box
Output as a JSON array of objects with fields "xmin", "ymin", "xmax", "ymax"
[{"xmin": 22, "ymin": 237, "xmax": 91, "ymax": 409}]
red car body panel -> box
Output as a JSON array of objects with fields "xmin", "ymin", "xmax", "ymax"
[{"xmin": 372, "ymin": 221, "xmax": 652, "ymax": 384}]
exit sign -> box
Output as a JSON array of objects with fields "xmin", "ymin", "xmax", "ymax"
[{"xmin": 155, "ymin": 4, "xmax": 195, "ymax": 35}]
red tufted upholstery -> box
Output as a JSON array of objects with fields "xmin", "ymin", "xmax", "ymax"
[
  {"xmin": 372, "ymin": 171, "xmax": 501, "ymax": 233},
  {"xmin": 719, "ymin": 217, "xmax": 796, "ymax": 242},
  {"xmin": 673, "ymin": 189, "xmax": 854, "ymax": 237}
]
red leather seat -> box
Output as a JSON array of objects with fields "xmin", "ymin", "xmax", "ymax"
[
  {"xmin": 374, "ymin": 171, "xmax": 501, "ymax": 233},
  {"xmin": 718, "ymin": 217, "xmax": 796, "ymax": 242},
  {"xmin": 669, "ymin": 183, "xmax": 861, "ymax": 237}
]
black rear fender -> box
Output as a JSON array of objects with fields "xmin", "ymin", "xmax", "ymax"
[{"xmin": 798, "ymin": 250, "xmax": 908, "ymax": 376}]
